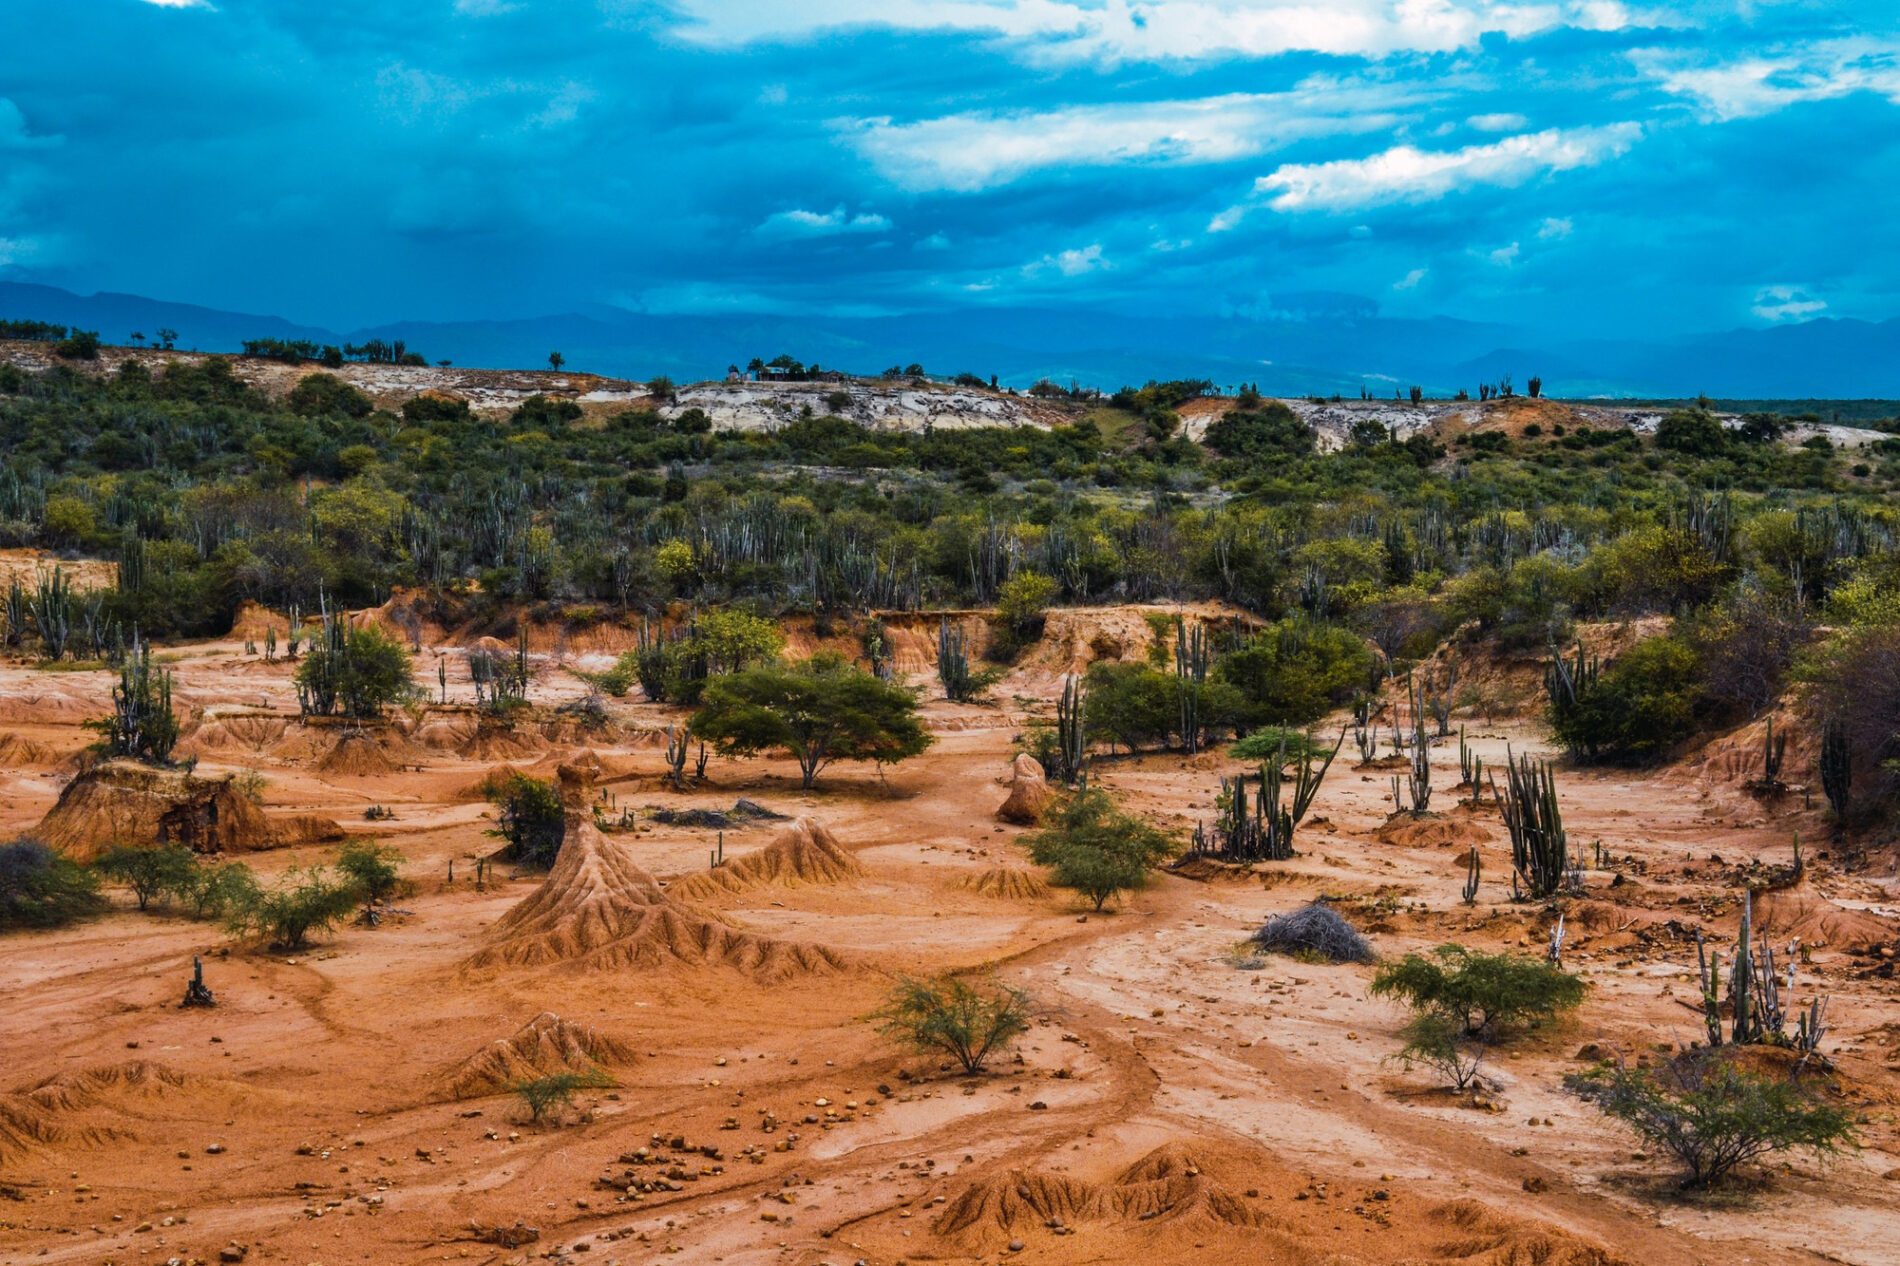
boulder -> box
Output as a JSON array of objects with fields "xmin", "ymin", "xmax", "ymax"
[{"xmin": 996, "ymin": 755, "xmax": 1053, "ymax": 825}]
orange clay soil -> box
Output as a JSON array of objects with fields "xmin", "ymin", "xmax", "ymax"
[{"xmin": 1, "ymin": 613, "xmax": 1898, "ymax": 1266}]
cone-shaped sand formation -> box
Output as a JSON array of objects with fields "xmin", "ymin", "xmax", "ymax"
[
  {"xmin": 669, "ymin": 817, "xmax": 865, "ymax": 901},
  {"xmin": 955, "ymin": 868, "xmax": 1053, "ymax": 900},
  {"xmin": 466, "ymin": 814, "xmax": 845, "ymax": 978},
  {"xmin": 441, "ymin": 1012, "xmax": 636, "ymax": 1100}
]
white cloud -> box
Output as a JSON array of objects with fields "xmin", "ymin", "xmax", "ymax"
[
  {"xmin": 756, "ymin": 206, "xmax": 893, "ymax": 238},
  {"xmin": 1752, "ymin": 284, "xmax": 1827, "ymax": 322},
  {"xmin": 1537, "ymin": 215, "xmax": 1573, "ymax": 239},
  {"xmin": 453, "ymin": 0, "xmax": 517, "ymax": 14},
  {"xmin": 1467, "ymin": 112, "xmax": 1527, "ymax": 131},
  {"xmin": 1487, "ymin": 241, "xmax": 1521, "ymax": 264},
  {"xmin": 915, "ymin": 232, "xmax": 951, "ymax": 250},
  {"xmin": 842, "ymin": 83, "xmax": 1412, "ymax": 193},
  {"xmin": 1255, "ymin": 123, "xmax": 1641, "ymax": 211},
  {"xmin": 1393, "ymin": 267, "xmax": 1428, "ymax": 289},
  {"xmin": 138, "ymin": 0, "xmax": 211, "ymax": 7},
  {"xmin": 1023, "ymin": 243, "xmax": 1108, "ymax": 277},
  {"xmin": 1635, "ymin": 38, "xmax": 1900, "ymax": 121},
  {"xmin": 667, "ymin": 0, "xmax": 1652, "ymax": 65}
]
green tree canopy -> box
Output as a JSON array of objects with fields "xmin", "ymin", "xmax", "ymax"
[{"xmin": 691, "ymin": 651, "xmax": 932, "ymax": 789}]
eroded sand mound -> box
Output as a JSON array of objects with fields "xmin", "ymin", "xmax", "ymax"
[
  {"xmin": 1751, "ymin": 889, "xmax": 1897, "ymax": 953},
  {"xmin": 319, "ymin": 731, "xmax": 403, "ymax": 776},
  {"xmin": 0, "ymin": 1061, "xmax": 206, "ymax": 1161},
  {"xmin": 34, "ymin": 761, "xmax": 274, "ymax": 861},
  {"xmin": 934, "ymin": 1142, "xmax": 1277, "ymax": 1251},
  {"xmin": 1375, "ymin": 813, "xmax": 1493, "ymax": 849},
  {"xmin": 669, "ymin": 818, "xmax": 864, "ymax": 901},
  {"xmin": 1422, "ymin": 1198, "xmax": 1634, "ymax": 1266},
  {"xmin": 466, "ymin": 815, "xmax": 845, "ymax": 979},
  {"xmin": 997, "ymin": 754, "xmax": 1053, "ymax": 824},
  {"xmin": 178, "ymin": 712, "xmax": 293, "ymax": 756},
  {"xmin": 955, "ymin": 868, "xmax": 1052, "ymax": 900},
  {"xmin": 441, "ymin": 1012, "xmax": 635, "ymax": 1100},
  {"xmin": 0, "ymin": 731, "xmax": 77, "ymax": 766},
  {"xmin": 463, "ymin": 721, "xmax": 549, "ymax": 762}
]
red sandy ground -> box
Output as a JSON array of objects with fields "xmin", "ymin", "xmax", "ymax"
[{"xmin": 1, "ymin": 611, "xmax": 1897, "ymax": 1266}]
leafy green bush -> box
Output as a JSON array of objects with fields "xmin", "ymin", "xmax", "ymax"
[
  {"xmin": 1229, "ymin": 727, "xmax": 1331, "ymax": 764},
  {"xmin": 224, "ymin": 867, "xmax": 360, "ymax": 950},
  {"xmin": 1081, "ymin": 661, "xmax": 1177, "ymax": 752},
  {"xmin": 0, "ymin": 840, "xmax": 104, "ymax": 930},
  {"xmin": 1548, "ymin": 636, "xmax": 1701, "ymax": 763},
  {"xmin": 295, "ymin": 619, "xmax": 414, "ymax": 718},
  {"xmin": 486, "ymin": 773, "xmax": 566, "ymax": 868},
  {"xmin": 179, "ymin": 861, "xmax": 261, "ymax": 920},
  {"xmin": 94, "ymin": 843, "xmax": 199, "ymax": 912},
  {"xmin": 1567, "ymin": 1053, "xmax": 1856, "ymax": 1188},
  {"xmin": 1213, "ymin": 620, "xmax": 1374, "ymax": 729},
  {"xmin": 335, "ymin": 840, "xmax": 409, "ymax": 913},
  {"xmin": 1023, "ymin": 786, "xmax": 1177, "ymax": 911},
  {"xmin": 1370, "ymin": 945, "xmax": 1586, "ymax": 1041},
  {"xmin": 871, "ymin": 975, "xmax": 1035, "ymax": 1075}
]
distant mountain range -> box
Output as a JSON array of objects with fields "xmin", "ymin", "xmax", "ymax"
[{"xmin": 4, "ymin": 280, "xmax": 1897, "ymax": 400}]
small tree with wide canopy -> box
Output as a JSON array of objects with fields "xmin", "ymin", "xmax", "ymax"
[{"xmin": 691, "ymin": 652, "xmax": 932, "ymax": 789}]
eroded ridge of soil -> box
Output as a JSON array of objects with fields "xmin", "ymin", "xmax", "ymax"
[{"xmin": 1, "ymin": 609, "xmax": 1897, "ymax": 1266}]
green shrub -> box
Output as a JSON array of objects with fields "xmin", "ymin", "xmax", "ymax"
[
  {"xmin": 1567, "ymin": 1053, "xmax": 1857, "ymax": 1188},
  {"xmin": 179, "ymin": 861, "xmax": 261, "ymax": 920},
  {"xmin": 0, "ymin": 840, "xmax": 104, "ymax": 930},
  {"xmin": 486, "ymin": 773, "xmax": 566, "ymax": 868},
  {"xmin": 1081, "ymin": 660, "xmax": 1177, "ymax": 751},
  {"xmin": 1389, "ymin": 1012, "xmax": 1490, "ymax": 1091},
  {"xmin": 286, "ymin": 373, "xmax": 374, "ymax": 418},
  {"xmin": 871, "ymin": 975, "xmax": 1034, "ymax": 1075},
  {"xmin": 1230, "ymin": 726, "xmax": 1330, "ymax": 764},
  {"xmin": 1548, "ymin": 636, "xmax": 1701, "ymax": 763},
  {"xmin": 225, "ymin": 866, "xmax": 360, "ymax": 950},
  {"xmin": 335, "ymin": 840, "xmax": 409, "ymax": 912},
  {"xmin": 1370, "ymin": 945, "xmax": 1586, "ymax": 1041},
  {"xmin": 295, "ymin": 619, "xmax": 414, "ymax": 718},
  {"xmin": 1022, "ymin": 786, "xmax": 1177, "ymax": 911},
  {"xmin": 1213, "ymin": 620, "xmax": 1374, "ymax": 729},
  {"xmin": 511, "ymin": 1068, "xmax": 614, "ymax": 1125},
  {"xmin": 94, "ymin": 843, "xmax": 200, "ymax": 912}
]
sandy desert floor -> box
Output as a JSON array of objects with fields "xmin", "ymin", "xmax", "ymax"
[{"xmin": 2, "ymin": 620, "xmax": 1898, "ymax": 1266}]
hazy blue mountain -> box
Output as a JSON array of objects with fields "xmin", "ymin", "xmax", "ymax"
[{"xmin": 4, "ymin": 282, "xmax": 1897, "ymax": 400}]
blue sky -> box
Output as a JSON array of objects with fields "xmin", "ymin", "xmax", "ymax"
[{"xmin": 3, "ymin": 1, "xmax": 1897, "ymax": 343}]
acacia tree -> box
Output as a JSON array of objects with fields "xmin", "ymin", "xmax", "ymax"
[{"xmin": 691, "ymin": 651, "xmax": 932, "ymax": 789}]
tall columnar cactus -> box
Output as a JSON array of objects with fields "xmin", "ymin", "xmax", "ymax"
[
  {"xmin": 96, "ymin": 631, "xmax": 179, "ymax": 763},
  {"xmin": 2, "ymin": 577, "xmax": 24, "ymax": 650},
  {"xmin": 1051, "ymin": 674, "xmax": 1087, "ymax": 785},
  {"xmin": 1819, "ymin": 717, "xmax": 1851, "ymax": 822},
  {"xmin": 30, "ymin": 567, "xmax": 74, "ymax": 660},
  {"xmin": 1204, "ymin": 730, "xmax": 1340, "ymax": 863},
  {"xmin": 1174, "ymin": 616, "xmax": 1210, "ymax": 754},
  {"xmin": 938, "ymin": 617, "xmax": 978, "ymax": 702},
  {"xmin": 1696, "ymin": 887, "xmax": 1830, "ymax": 1059},
  {"xmin": 1498, "ymin": 747, "xmax": 1566, "ymax": 898},
  {"xmin": 1461, "ymin": 846, "xmax": 1481, "ymax": 906},
  {"xmin": 1393, "ymin": 679, "xmax": 1432, "ymax": 814}
]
